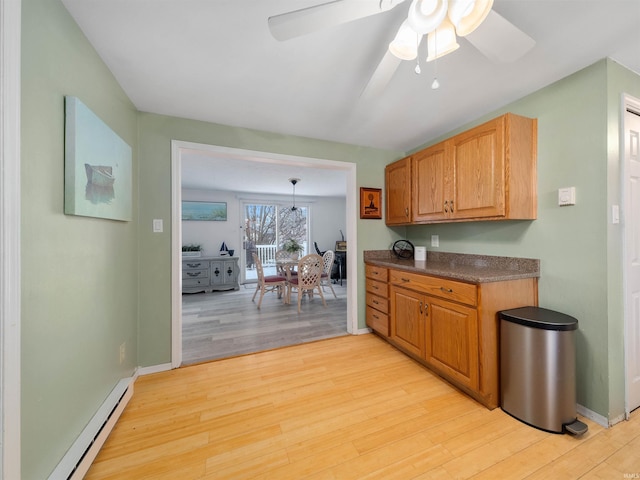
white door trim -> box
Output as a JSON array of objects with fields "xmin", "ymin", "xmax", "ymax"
[
  {"xmin": 623, "ymin": 93, "xmax": 640, "ymax": 416},
  {"xmin": 170, "ymin": 140, "xmax": 358, "ymax": 368},
  {"xmin": 0, "ymin": 0, "xmax": 22, "ymax": 478}
]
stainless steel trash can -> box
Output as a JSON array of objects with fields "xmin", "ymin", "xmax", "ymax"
[{"xmin": 500, "ymin": 306, "xmax": 587, "ymax": 435}]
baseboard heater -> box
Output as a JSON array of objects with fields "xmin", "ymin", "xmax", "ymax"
[{"xmin": 48, "ymin": 377, "xmax": 134, "ymax": 480}]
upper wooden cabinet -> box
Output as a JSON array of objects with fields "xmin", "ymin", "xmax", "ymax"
[
  {"xmin": 386, "ymin": 113, "xmax": 537, "ymax": 225},
  {"xmin": 384, "ymin": 156, "xmax": 412, "ymax": 225}
]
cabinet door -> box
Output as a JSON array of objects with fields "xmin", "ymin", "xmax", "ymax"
[
  {"xmin": 413, "ymin": 142, "xmax": 450, "ymax": 222},
  {"xmin": 450, "ymin": 117, "xmax": 505, "ymax": 219},
  {"xmin": 390, "ymin": 286, "xmax": 425, "ymax": 358},
  {"xmin": 385, "ymin": 157, "xmax": 412, "ymax": 225},
  {"xmin": 425, "ymin": 296, "xmax": 479, "ymax": 390},
  {"xmin": 210, "ymin": 261, "xmax": 225, "ymax": 286}
]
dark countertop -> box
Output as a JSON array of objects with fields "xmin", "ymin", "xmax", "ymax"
[{"xmin": 364, "ymin": 250, "xmax": 540, "ymax": 284}]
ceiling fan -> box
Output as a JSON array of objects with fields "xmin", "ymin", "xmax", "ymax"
[{"xmin": 268, "ymin": 0, "xmax": 535, "ymax": 98}]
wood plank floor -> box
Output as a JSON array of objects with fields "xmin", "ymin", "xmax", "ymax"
[
  {"xmin": 182, "ymin": 281, "xmax": 348, "ymax": 365},
  {"xmin": 86, "ymin": 334, "xmax": 640, "ymax": 480}
]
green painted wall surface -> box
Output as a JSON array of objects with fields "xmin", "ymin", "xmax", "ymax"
[
  {"xmin": 403, "ymin": 60, "xmax": 640, "ymax": 419},
  {"xmin": 21, "ymin": 0, "xmax": 139, "ymax": 478},
  {"xmin": 136, "ymin": 113, "xmax": 402, "ymax": 366}
]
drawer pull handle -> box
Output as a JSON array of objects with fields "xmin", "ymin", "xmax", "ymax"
[
  {"xmin": 373, "ymin": 314, "xmax": 379, "ymax": 320},
  {"xmin": 444, "ymin": 200, "xmax": 449, "ymax": 213},
  {"xmin": 440, "ymin": 287, "xmax": 453, "ymax": 293},
  {"xmin": 401, "ymin": 277, "xmax": 410, "ymax": 282},
  {"xmin": 419, "ymin": 301, "xmax": 423, "ymax": 315},
  {"xmin": 405, "ymin": 207, "xmax": 409, "ymax": 217},
  {"xmin": 373, "ymin": 299, "xmax": 379, "ymax": 305},
  {"xmin": 187, "ymin": 272, "xmax": 201, "ymax": 277},
  {"xmin": 187, "ymin": 263, "xmax": 202, "ymax": 268},
  {"xmin": 373, "ymin": 271, "xmax": 379, "ymax": 275}
]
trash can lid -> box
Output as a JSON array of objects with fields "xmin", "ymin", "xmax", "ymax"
[{"xmin": 499, "ymin": 306, "xmax": 578, "ymax": 331}]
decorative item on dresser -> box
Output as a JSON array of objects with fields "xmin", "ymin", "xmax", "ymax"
[{"xmin": 182, "ymin": 256, "xmax": 239, "ymax": 293}]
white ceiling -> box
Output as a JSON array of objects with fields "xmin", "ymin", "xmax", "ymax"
[{"xmin": 61, "ymin": 0, "xmax": 640, "ymax": 196}]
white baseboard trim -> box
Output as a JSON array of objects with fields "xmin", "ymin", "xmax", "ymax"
[
  {"xmin": 48, "ymin": 377, "xmax": 134, "ymax": 480},
  {"xmin": 577, "ymin": 404, "xmax": 609, "ymax": 428},
  {"xmin": 355, "ymin": 328, "xmax": 372, "ymax": 335},
  {"xmin": 137, "ymin": 362, "xmax": 173, "ymax": 376}
]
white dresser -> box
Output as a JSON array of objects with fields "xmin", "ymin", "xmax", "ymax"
[{"xmin": 182, "ymin": 256, "xmax": 240, "ymax": 293}]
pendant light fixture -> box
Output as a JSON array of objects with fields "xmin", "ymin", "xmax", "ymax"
[{"xmin": 289, "ymin": 177, "xmax": 301, "ymax": 211}]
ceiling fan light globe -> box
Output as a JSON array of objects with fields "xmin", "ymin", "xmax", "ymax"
[
  {"xmin": 407, "ymin": 0, "xmax": 448, "ymax": 34},
  {"xmin": 389, "ymin": 20, "xmax": 421, "ymax": 60},
  {"xmin": 447, "ymin": 0, "xmax": 476, "ymax": 27},
  {"xmin": 455, "ymin": 0, "xmax": 493, "ymax": 36},
  {"xmin": 426, "ymin": 17, "xmax": 459, "ymax": 61}
]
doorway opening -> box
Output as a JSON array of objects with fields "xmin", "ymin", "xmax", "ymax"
[{"xmin": 171, "ymin": 141, "xmax": 358, "ymax": 367}]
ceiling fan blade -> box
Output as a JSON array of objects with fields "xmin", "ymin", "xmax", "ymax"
[
  {"xmin": 464, "ymin": 10, "xmax": 536, "ymax": 63},
  {"xmin": 360, "ymin": 50, "xmax": 403, "ymax": 100},
  {"xmin": 268, "ymin": 0, "xmax": 404, "ymax": 41}
]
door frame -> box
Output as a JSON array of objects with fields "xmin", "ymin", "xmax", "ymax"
[
  {"xmin": 623, "ymin": 93, "xmax": 640, "ymax": 416},
  {"xmin": 170, "ymin": 140, "xmax": 358, "ymax": 368}
]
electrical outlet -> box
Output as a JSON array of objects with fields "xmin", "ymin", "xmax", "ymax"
[{"xmin": 119, "ymin": 342, "xmax": 126, "ymax": 364}]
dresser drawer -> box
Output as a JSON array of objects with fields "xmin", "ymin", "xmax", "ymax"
[
  {"xmin": 389, "ymin": 269, "xmax": 477, "ymax": 306},
  {"xmin": 183, "ymin": 277, "xmax": 210, "ymax": 287},
  {"xmin": 183, "ymin": 260, "xmax": 209, "ymax": 270},
  {"xmin": 182, "ymin": 268, "xmax": 209, "ymax": 280},
  {"xmin": 365, "ymin": 264, "xmax": 388, "ymax": 282},
  {"xmin": 366, "ymin": 306, "xmax": 389, "ymax": 337},
  {"xmin": 366, "ymin": 279, "xmax": 388, "ymax": 297},
  {"xmin": 366, "ymin": 292, "xmax": 389, "ymax": 314}
]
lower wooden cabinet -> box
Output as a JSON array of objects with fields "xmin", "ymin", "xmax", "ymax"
[
  {"xmin": 389, "ymin": 286, "xmax": 425, "ymax": 358},
  {"xmin": 365, "ymin": 265, "xmax": 389, "ymax": 337},
  {"xmin": 384, "ymin": 267, "xmax": 538, "ymax": 409},
  {"xmin": 425, "ymin": 297, "xmax": 478, "ymax": 392}
]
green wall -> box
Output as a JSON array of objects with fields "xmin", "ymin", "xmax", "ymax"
[
  {"xmin": 20, "ymin": 0, "xmax": 640, "ymax": 477},
  {"xmin": 136, "ymin": 113, "xmax": 403, "ymax": 366},
  {"xmin": 403, "ymin": 59, "xmax": 640, "ymax": 420},
  {"xmin": 21, "ymin": 0, "xmax": 139, "ymax": 478}
]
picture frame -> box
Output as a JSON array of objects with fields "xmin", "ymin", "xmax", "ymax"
[
  {"xmin": 360, "ymin": 187, "xmax": 382, "ymax": 219},
  {"xmin": 64, "ymin": 96, "xmax": 133, "ymax": 221},
  {"xmin": 182, "ymin": 201, "xmax": 227, "ymax": 221}
]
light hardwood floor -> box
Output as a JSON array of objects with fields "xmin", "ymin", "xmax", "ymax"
[
  {"xmin": 86, "ymin": 334, "xmax": 640, "ymax": 480},
  {"xmin": 182, "ymin": 281, "xmax": 348, "ymax": 365}
]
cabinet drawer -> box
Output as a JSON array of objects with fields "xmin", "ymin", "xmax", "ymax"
[
  {"xmin": 365, "ymin": 264, "xmax": 388, "ymax": 282},
  {"xmin": 366, "ymin": 279, "xmax": 387, "ymax": 297},
  {"xmin": 183, "ymin": 277, "xmax": 209, "ymax": 287},
  {"xmin": 366, "ymin": 292, "xmax": 389, "ymax": 314},
  {"xmin": 182, "ymin": 268, "xmax": 209, "ymax": 279},
  {"xmin": 366, "ymin": 306, "xmax": 389, "ymax": 337},
  {"xmin": 389, "ymin": 270, "xmax": 477, "ymax": 306},
  {"xmin": 183, "ymin": 260, "xmax": 208, "ymax": 270}
]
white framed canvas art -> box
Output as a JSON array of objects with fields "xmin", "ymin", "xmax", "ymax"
[{"xmin": 64, "ymin": 96, "xmax": 132, "ymax": 221}]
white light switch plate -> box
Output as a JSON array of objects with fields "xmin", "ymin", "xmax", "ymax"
[
  {"xmin": 153, "ymin": 219, "xmax": 163, "ymax": 232},
  {"xmin": 558, "ymin": 187, "xmax": 576, "ymax": 206},
  {"xmin": 431, "ymin": 235, "xmax": 439, "ymax": 247}
]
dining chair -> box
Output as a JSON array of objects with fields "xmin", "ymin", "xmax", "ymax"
[
  {"xmin": 320, "ymin": 250, "xmax": 337, "ymax": 298},
  {"xmin": 251, "ymin": 253, "xmax": 287, "ymax": 309},
  {"xmin": 287, "ymin": 253, "xmax": 327, "ymax": 313}
]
